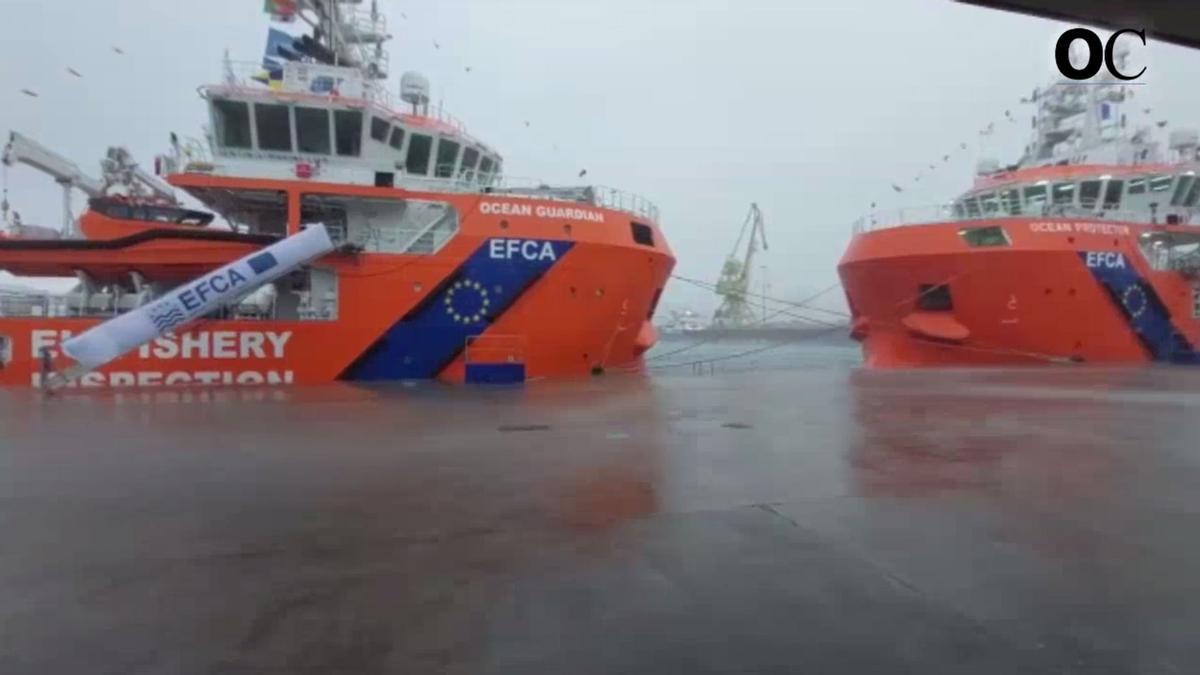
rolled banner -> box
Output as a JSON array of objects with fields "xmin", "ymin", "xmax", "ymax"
[{"xmin": 61, "ymin": 225, "xmax": 334, "ymax": 373}]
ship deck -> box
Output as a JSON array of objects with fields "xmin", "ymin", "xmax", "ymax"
[{"xmin": 3, "ymin": 361, "xmax": 1200, "ymax": 673}]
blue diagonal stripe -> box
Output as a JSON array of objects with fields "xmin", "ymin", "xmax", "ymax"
[{"xmin": 344, "ymin": 238, "xmax": 573, "ymax": 380}]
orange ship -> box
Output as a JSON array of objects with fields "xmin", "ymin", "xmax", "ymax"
[
  {"xmin": 0, "ymin": 1, "xmax": 673, "ymax": 388},
  {"xmin": 839, "ymin": 57, "xmax": 1200, "ymax": 367}
]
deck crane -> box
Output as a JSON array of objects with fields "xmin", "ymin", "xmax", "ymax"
[
  {"xmin": 2, "ymin": 132, "xmax": 104, "ymax": 237},
  {"xmin": 1, "ymin": 132, "xmax": 176, "ymax": 237},
  {"xmin": 712, "ymin": 203, "xmax": 767, "ymax": 327}
]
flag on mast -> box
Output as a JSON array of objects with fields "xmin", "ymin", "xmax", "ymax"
[{"xmin": 263, "ymin": 0, "xmax": 297, "ymax": 20}]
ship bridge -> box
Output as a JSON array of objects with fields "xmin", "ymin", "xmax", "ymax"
[
  {"xmin": 170, "ymin": 62, "xmax": 505, "ymax": 194},
  {"xmin": 155, "ymin": 0, "xmax": 660, "ymax": 227}
]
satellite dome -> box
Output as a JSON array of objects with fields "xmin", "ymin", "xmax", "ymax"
[{"xmin": 400, "ymin": 71, "xmax": 430, "ymax": 107}]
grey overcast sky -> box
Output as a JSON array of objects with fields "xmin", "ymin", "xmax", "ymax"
[{"xmin": 2, "ymin": 0, "xmax": 1199, "ymax": 313}]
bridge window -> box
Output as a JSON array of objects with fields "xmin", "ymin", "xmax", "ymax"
[
  {"xmin": 370, "ymin": 116, "xmax": 390, "ymax": 143},
  {"xmin": 1052, "ymin": 182, "xmax": 1075, "ymax": 206},
  {"xmin": 979, "ymin": 192, "xmax": 999, "ymax": 215},
  {"xmin": 334, "ymin": 110, "xmax": 363, "ymax": 157},
  {"xmin": 295, "ymin": 107, "xmax": 331, "ymax": 154},
  {"xmin": 1103, "ymin": 180, "xmax": 1124, "ymax": 209},
  {"xmin": 0, "ymin": 334, "xmax": 9, "ymax": 368},
  {"xmin": 1185, "ymin": 178, "xmax": 1200, "ymax": 207},
  {"xmin": 213, "ymin": 99, "xmax": 252, "ymax": 149},
  {"xmin": 1080, "ymin": 180, "xmax": 1103, "ymax": 207},
  {"xmin": 435, "ymin": 139, "xmax": 461, "ymax": 178},
  {"xmin": 460, "ymin": 147, "xmax": 480, "ymax": 179},
  {"xmin": 406, "ymin": 134, "xmax": 432, "ymax": 175},
  {"xmin": 1149, "ymin": 175, "xmax": 1174, "ymax": 192},
  {"xmin": 1002, "ymin": 188, "xmax": 1021, "ymax": 215},
  {"xmin": 959, "ymin": 225, "xmax": 1010, "ymax": 247},
  {"xmin": 1127, "ymin": 178, "xmax": 1146, "ymax": 195},
  {"xmin": 254, "ymin": 103, "xmax": 292, "ymax": 152},
  {"xmin": 1023, "ymin": 184, "xmax": 1047, "ymax": 212},
  {"xmin": 388, "ymin": 126, "xmax": 405, "ymax": 150},
  {"xmin": 1171, "ymin": 175, "xmax": 1195, "ymax": 206},
  {"xmin": 478, "ymin": 156, "xmax": 495, "ymax": 182},
  {"xmin": 963, "ymin": 197, "xmax": 980, "ymax": 217}
]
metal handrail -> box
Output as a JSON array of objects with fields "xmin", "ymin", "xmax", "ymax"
[
  {"xmin": 398, "ymin": 174, "xmax": 661, "ymax": 223},
  {"xmin": 853, "ymin": 203, "xmax": 1194, "ymax": 234},
  {"xmin": 211, "ymin": 61, "xmax": 468, "ymax": 135}
]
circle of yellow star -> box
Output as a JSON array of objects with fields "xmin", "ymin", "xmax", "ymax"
[{"xmin": 445, "ymin": 278, "xmax": 491, "ymax": 324}]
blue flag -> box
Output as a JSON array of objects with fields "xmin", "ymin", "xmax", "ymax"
[{"xmin": 263, "ymin": 28, "xmax": 294, "ymax": 69}]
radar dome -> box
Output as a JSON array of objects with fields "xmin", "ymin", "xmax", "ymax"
[
  {"xmin": 1169, "ymin": 128, "xmax": 1198, "ymax": 150},
  {"xmin": 975, "ymin": 158, "xmax": 1000, "ymax": 175},
  {"xmin": 400, "ymin": 71, "xmax": 431, "ymax": 107}
]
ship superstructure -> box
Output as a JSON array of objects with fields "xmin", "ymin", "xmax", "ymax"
[
  {"xmin": 0, "ymin": 0, "xmax": 674, "ymax": 387},
  {"xmin": 839, "ymin": 45, "xmax": 1200, "ymax": 367}
]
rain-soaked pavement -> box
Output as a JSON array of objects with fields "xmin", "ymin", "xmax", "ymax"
[{"xmin": 3, "ymin": 359, "xmax": 1200, "ymax": 673}]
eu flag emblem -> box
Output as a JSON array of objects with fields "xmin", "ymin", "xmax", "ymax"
[
  {"xmin": 444, "ymin": 279, "xmax": 491, "ymax": 324},
  {"xmin": 248, "ymin": 252, "xmax": 279, "ymax": 275}
]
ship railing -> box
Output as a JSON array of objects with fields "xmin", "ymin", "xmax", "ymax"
[
  {"xmin": 157, "ymin": 135, "xmax": 213, "ymax": 176},
  {"xmin": 168, "ymin": 156, "xmax": 659, "ymax": 222},
  {"xmin": 211, "ymin": 61, "xmax": 468, "ymax": 135},
  {"xmin": 590, "ymin": 186, "xmax": 661, "ymax": 224},
  {"xmin": 853, "ymin": 203, "xmax": 1190, "ymax": 233},
  {"xmin": 339, "ymin": 7, "xmax": 389, "ymax": 46},
  {"xmin": 852, "ymin": 204, "xmax": 959, "ymax": 233},
  {"xmin": 399, "ymin": 173, "xmax": 662, "ymax": 223},
  {"xmin": 366, "ymin": 85, "xmax": 468, "ymax": 134},
  {"xmin": 487, "ymin": 177, "xmax": 660, "ymax": 223}
]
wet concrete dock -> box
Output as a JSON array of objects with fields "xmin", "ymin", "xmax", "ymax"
[{"xmin": 3, "ymin": 363, "xmax": 1200, "ymax": 673}]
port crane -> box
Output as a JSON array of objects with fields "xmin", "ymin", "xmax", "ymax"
[{"xmin": 712, "ymin": 203, "xmax": 767, "ymax": 327}]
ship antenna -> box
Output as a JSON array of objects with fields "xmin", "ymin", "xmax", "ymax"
[
  {"xmin": 1, "ymin": 160, "xmax": 8, "ymax": 231},
  {"xmin": 0, "ymin": 155, "xmax": 12, "ymax": 234}
]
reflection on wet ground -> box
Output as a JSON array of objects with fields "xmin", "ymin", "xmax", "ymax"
[{"xmin": 3, "ymin": 357, "xmax": 1200, "ymax": 673}]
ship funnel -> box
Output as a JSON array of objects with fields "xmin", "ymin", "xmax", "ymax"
[{"xmin": 400, "ymin": 71, "xmax": 431, "ymax": 114}]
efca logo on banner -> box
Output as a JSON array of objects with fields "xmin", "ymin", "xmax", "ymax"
[{"xmin": 1055, "ymin": 28, "xmax": 1147, "ymax": 82}]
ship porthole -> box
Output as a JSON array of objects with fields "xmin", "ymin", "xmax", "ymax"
[
  {"xmin": 499, "ymin": 219, "xmax": 509, "ymax": 230},
  {"xmin": 0, "ymin": 334, "xmax": 10, "ymax": 368},
  {"xmin": 563, "ymin": 223, "xmax": 573, "ymax": 236}
]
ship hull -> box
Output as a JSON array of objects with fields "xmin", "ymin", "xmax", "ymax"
[
  {"xmin": 0, "ymin": 180, "xmax": 675, "ymax": 388},
  {"xmin": 839, "ymin": 218, "xmax": 1200, "ymax": 368}
]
